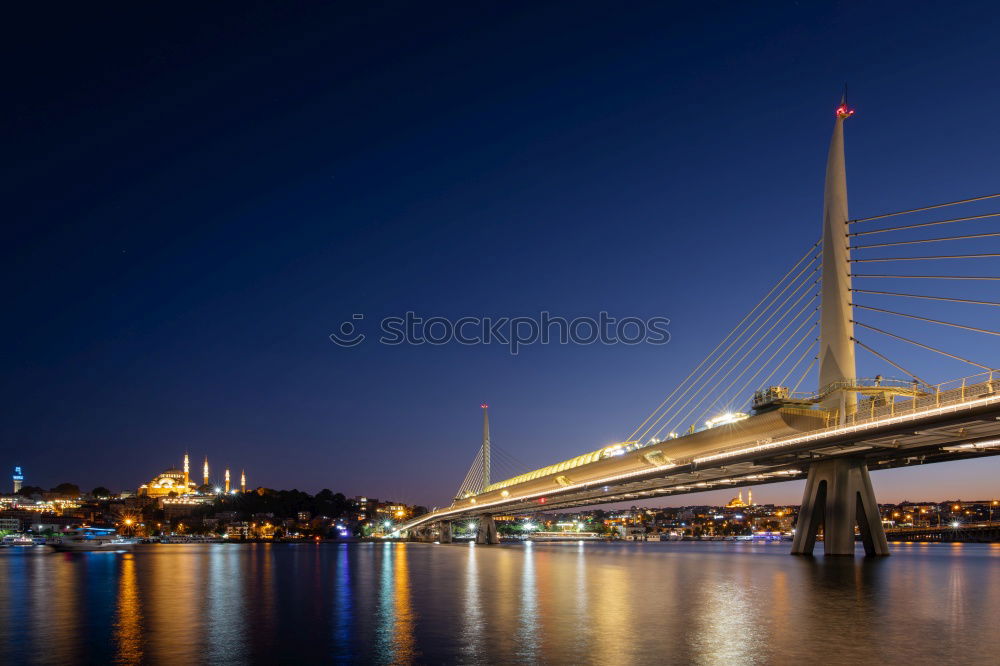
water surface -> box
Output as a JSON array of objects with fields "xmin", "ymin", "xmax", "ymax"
[{"xmin": 1, "ymin": 541, "xmax": 998, "ymax": 664}]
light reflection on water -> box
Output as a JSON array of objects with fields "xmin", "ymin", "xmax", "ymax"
[
  {"xmin": 2, "ymin": 541, "xmax": 1000, "ymax": 664},
  {"xmin": 113, "ymin": 554, "xmax": 141, "ymax": 664},
  {"xmin": 517, "ymin": 542, "xmax": 539, "ymax": 662},
  {"xmin": 461, "ymin": 543, "xmax": 482, "ymax": 663}
]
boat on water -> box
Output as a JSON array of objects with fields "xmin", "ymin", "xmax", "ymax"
[
  {"xmin": 2, "ymin": 535, "xmax": 37, "ymax": 546},
  {"xmin": 53, "ymin": 527, "xmax": 134, "ymax": 552},
  {"xmin": 527, "ymin": 531, "xmax": 602, "ymax": 542}
]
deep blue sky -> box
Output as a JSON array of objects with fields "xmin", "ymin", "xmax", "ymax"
[{"xmin": 4, "ymin": 2, "xmax": 999, "ymax": 507}]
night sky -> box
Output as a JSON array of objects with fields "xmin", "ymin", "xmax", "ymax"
[{"xmin": 4, "ymin": 2, "xmax": 999, "ymax": 508}]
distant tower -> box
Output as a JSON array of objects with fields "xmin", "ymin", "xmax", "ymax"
[
  {"xmin": 818, "ymin": 94, "xmax": 858, "ymax": 416},
  {"xmin": 748, "ymin": 488, "xmax": 753, "ymax": 506},
  {"xmin": 225, "ymin": 468, "xmax": 231, "ymax": 493},
  {"xmin": 13, "ymin": 466, "xmax": 24, "ymax": 494},
  {"xmin": 183, "ymin": 453, "xmax": 191, "ymax": 491},
  {"xmin": 240, "ymin": 469, "xmax": 246, "ymax": 493},
  {"xmin": 481, "ymin": 403, "xmax": 491, "ymax": 489},
  {"xmin": 203, "ymin": 457, "xmax": 210, "ymax": 486}
]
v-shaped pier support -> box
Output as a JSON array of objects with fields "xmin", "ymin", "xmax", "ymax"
[{"xmin": 791, "ymin": 457, "xmax": 889, "ymax": 556}]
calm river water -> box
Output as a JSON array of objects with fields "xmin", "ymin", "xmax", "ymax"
[{"xmin": 2, "ymin": 541, "xmax": 999, "ymax": 664}]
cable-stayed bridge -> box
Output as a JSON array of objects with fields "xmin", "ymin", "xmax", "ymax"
[{"xmin": 393, "ymin": 100, "xmax": 1000, "ymax": 556}]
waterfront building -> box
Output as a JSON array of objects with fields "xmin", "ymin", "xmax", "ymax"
[{"xmin": 12, "ymin": 466, "xmax": 23, "ymax": 495}]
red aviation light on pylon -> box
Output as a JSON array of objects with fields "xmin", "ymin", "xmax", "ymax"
[
  {"xmin": 481, "ymin": 403, "xmax": 488, "ymax": 409},
  {"xmin": 835, "ymin": 103, "xmax": 854, "ymax": 119}
]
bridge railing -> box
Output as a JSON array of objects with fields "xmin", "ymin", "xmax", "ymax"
[
  {"xmin": 828, "ymin": 372, "xmax": 999, "ymax": 428},
  {"xmin": 693, "ymin": 372, "xmax": 1000, "ymax": 466}
]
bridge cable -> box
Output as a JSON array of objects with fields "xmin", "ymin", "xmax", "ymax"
[
  {"xmin": 697, "ymin": 307, "xmax": 820, "ymax": 425},
  {"xmin": 850, "ymin": 254, "xmax": 1000, "ymax": 263},
  {"xmin": 851, "ymin": 274, "xmax": 1000, "ymax": 281},
  {"xmin": 657, "ymin": 285, "xmax": 820, "ymax": 438},
  {"xmin": 850, "ymin": 304, "xmax": 1000, "ymax": 337},
  {"xmin": 850, "ymin": 232, "xmax": 1000, "ymax": 250},
  {"xmin": 848, "ymin": 193, "xmax": 1000, "ymax": 225},
  {"xmin": 489, "ymin": 446, "xmax": 531, "ymax": 480},
  {"xmin": 787, "ymin": 350, "xmax": 818, "ymax": 392},
  {"xmin": 733, "ymin": 320, "xmax": 820, "ymax": 411},
  {"xmin": 624, "ymin": 240, "xmax": 821, "ymax": 442},
  {"xmin": 852, "ymin": 337, "xmax": 931, "ymax": 388},
  {"xmin": 637, "ymin": 271, "xmax": 820, "ymax": 441},
  {"xmin": 847, "ymin": 212, "xmax": 1000, "ymax": 237},
  {"xmin": 852, "ymin": 321, "xmax": 995, "ymax": 371},
  {"xmin": 490, "ymin": 446, "xmax": 526, "ymax": 473},
  {"xmin": 738, "ymin": 336, "xmax": 819, "ymax": 412},
  {"xmin": 454, "ymin": 448, "xmax": 484, "ymax": 498},
  {"xmin": 850, "ymin": 289, "xmax": 1000, "ymax": 307},
  {"xmin": 630, "ymin": 260, "xmax": 821, "ymax": 442},
  {"xmin": 643, "ymin": 277, "xmax": 820, "ymax": 441}
]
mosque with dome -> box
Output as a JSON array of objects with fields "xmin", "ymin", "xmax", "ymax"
[
  {"xmin": 725, "ymin": 488, "xmax": 754, "ymax": 509},
  {"xmin": 138, "ymin": 453, "xmax": 247, "ymax": 497}
]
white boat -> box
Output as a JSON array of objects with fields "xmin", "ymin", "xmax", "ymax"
[
  {"xmin": 528, "ymin": 531, "xmax": 602, "ymax": 541},
  {"xmin": 2, "ymin": 535, "xmax": 36, "ymax": 546},
  {"xmin": 53, "ymin": 528, "xmax": 134, "ymax": 552}
]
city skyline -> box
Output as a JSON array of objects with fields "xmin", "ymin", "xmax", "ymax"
[
  {"xmin": 4, "ymin": 3, "xmax": 999, "ymax": 508},
  {"xmin": 6, "ymin": 5, "xmax": 1000, "ymax": 664}
]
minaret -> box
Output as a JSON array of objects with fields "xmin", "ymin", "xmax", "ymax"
[
  {"xmin": 818, "ymin": 95, "xmax": 858, "ymax": 415},
  {"xmin": 183, "ymin": 453, "xmax": 190, "ymax": 491},
  {"xmin": 203, "ymin": 457, "xmax": 210, "ymax": 486},
  {"xmin": 481, "ymin": 403, "xmax": 491, "ymax": 490},
  {"xmin": 225, "ymin": 468, "xmax": 231, "ymax": 493},
  {"xmin": 748, "ymin": 488, "xmax": 753, "ymax": 506},
  {"xmin": 240, "ymin": 469, "xmax": 246, "ymax": 493}
]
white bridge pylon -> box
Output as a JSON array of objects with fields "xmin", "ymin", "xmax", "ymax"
[
  {"xmin": 791, "ymin": 97, "xmax": 888, "ymax": 556},
  {"xmin": 395, "ymin": 100, "xmax": 1000, "ymax": 556}
]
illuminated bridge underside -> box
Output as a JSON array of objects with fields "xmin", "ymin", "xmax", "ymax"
[{"xmin": 399, "ymin": 382, "xmax": 1000, "ymax": 533}]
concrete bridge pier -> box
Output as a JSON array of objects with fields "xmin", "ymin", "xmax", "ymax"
[
  {"xmin": 437, "ymin": 521, "xmax": 452, "ymax": 543},
  {"xmin": 791, "ymin": 457, "xmax": 889, "ymax": 557},
  {"xmin": 475, "ymin": 515, "xmax": 500, "ymax": 545},
  {"xmin": 411, "ymin": 525, "xmax": 435, "ymax": 543}
]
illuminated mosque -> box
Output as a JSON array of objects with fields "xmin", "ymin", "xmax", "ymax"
[
  {"xmin": 726, "ymin": 488, "xmax": 754, "ymax": 509},
  {"xmin": 138, "ymin": 453, "xmax": 247, "ymax": 497}
]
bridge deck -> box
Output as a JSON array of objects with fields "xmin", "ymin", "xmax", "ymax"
[{"xmin": 396, "ymin": 380, "xmax": 1000, "ymax": 534}]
